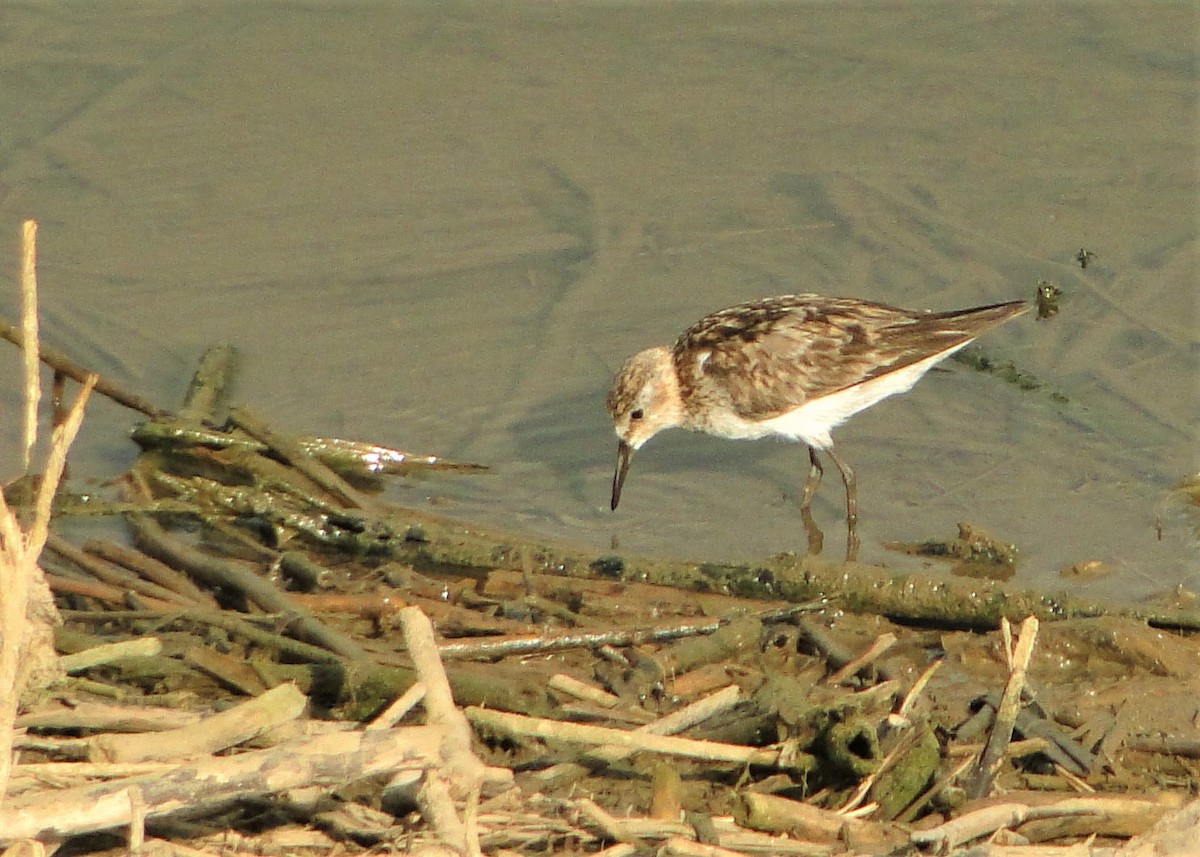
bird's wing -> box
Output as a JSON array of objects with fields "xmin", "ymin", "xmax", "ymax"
[{"xmin": 674, "ymin": 295, "xmax": 977, "ymax": 420}]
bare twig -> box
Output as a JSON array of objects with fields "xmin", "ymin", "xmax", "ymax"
[
  {"xmin": 20, "ymin": 219, "xmax": 39, "ymax": 474},
  {"xmin": 0, "ymin": 722, "xmax": 446, "ymax": 842},
  {"xmin": 437, "ymin": 617, "xmax": 725, "ymax": 660},
  {"xmin": 127, "ymin": 513, "xmax": 374, "ymax": 664},
  {"xmin": 825, "ymin": 632, "xmax": 897, "ymax": 685},
  {"xmin": 0, "ymin": 318, "xmax": 163, "ymax": 418},
  {"xmin": 229, "ymin": 407, "xmax": 383, "ymax": 514},
  {"xmin": 967, "ymin": 615, "xmax": 1040, "ymax": 798},
  {"xmin": 87, "ymin": 682, "xmax": 307, "ymax": 763},
  {"xmin": 367, "ymin": 682, "xmax": 427, "ymax": 731},
  {"xmin": 59, "ymin": 637, "xmax": 164, "ymax": 674},
  {"xmin": 467, "ymin": 705, "xmax": 807, "ymax": 771},
  {"xmin": 0, "ymin": 333, "xmax": 95, "ymax": 800},
  {"xmin": 534, "ymin": 684, "xmax": 743, "ymax": 790}
]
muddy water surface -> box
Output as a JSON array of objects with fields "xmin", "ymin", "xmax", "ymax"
[{"xmin": 1, "ymin": 4, "xmax": 1195, "ymax": 604}]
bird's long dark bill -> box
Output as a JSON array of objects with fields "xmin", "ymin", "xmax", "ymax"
[{"xmin": 610, "ymin": 441, "xmax": 634, "ymax": 511}]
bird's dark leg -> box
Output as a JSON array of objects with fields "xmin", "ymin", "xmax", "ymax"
[
  {"xmin": 800, "ymin": 445, "xmax": 823, "ymax": 510},
  {"xmin": 797, "ymin": 445, "xmax": 826, "ymax": 555},
  {"xmin": 825, "ymin": 446, "xmax": 856, "ymax": 524},
  {"xmin": 825, "ymin": 445, "xmax": 859, "ymax": 562},
  {"xmin": 799, "ymin": 502, "xmax": 824, "ymax": 556}
]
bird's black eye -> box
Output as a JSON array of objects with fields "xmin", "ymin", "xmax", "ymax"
[{"xmin": 630, "ymin": 408, "xmax": 644, "ymax": 421}]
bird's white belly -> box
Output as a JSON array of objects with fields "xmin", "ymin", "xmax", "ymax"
[{"xmin": 749, "ymin": 342, "xmax": 970, "ymax": 448}]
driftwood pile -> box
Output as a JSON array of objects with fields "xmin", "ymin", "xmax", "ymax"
[{"xmin": 2, "ymin": 224, "xmax": 1198, "ymax": 856}]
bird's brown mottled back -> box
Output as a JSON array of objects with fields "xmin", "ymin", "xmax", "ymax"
[{"xmin": 672, "ymin": 294, "xmax": 1026, "ymax": 422}]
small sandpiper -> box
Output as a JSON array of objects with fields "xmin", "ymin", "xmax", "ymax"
[{"xmin": 605, "ymin": 294, "xmax": 1028, "ymax": 544}]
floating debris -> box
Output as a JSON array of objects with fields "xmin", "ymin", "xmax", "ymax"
[
  {"xmin": 887, "ymin": 521, "xmax": 1019, "ymax": 581},
  {"xmin": 1035, "ymin": 279, "xmax": 1063, "ymax": 320}
]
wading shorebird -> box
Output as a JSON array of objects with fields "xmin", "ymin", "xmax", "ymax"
[{"xmin": 605, "ymin": 294, "xmax": 1028, "ymax": 553}]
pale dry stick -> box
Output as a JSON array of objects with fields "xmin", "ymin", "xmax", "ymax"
[
  {"xmin": 462, "ymin": 782, "xmax": 482, "ymax": 857},
  {"xmin": 1055, "ymin": 762, "xmax": 1096, "ymax": 794},
  {"xmin": 896, "ymin": 658, "xmax": 941, "ymax": 722},
  {"xmin": 436, "ymin": 616, "xmax": 725, "ymax": 659},
  {"xmin": 548, "ymin": 673, "xmax": 623, "ymax": 708},
  {"xmin": 20, "ymin": 219, "xmax": 39, "ymax": 474},
  {"xmin": 909, "ymin": 795, "xmax": 1180, "ymax": 851},
  {"xmin": 17, "ymin": 701, "xmax": 202, "ymax": 733},
  {"xmin": 87, "ymin": 682, "xmax": 306, "ymax": 764},
  {"xmin": 127, "ymin": 786, "xmax": 146, "ymax": 852},
  {"xmin": 59, "ymin": 637, "xmax": 164, "ymax": 674},
  {"xmin": 467, "ymin": 705, "xmax": 801, "ymax": 770},
  {"xmin": 659, "ymin": 836, "xmax": 753, "ymax": 857},
  {"xmin": 707, "ymin": 816, "xmax": 838, "ymax": 857},
  {"xmin": 968, "ymin": 615, "xmax": 1039, "ymax": 799},
  {"xmin": 533, "ymin": 684, "xmax": 741, "ymax": 787},
  {"xmin": 366, "ymin": 681, "xmax": 428, "ymax": 731},
  {"xmin": 1116, "ymin": 798, "xmax": 1200, "ymax": 857},
  {"xmin": 911, "ymin": 801, "xmax": 1032, "ymax": 850},
  {"xmin": 737, "ymin": 791, "xmax": 898, "ymax": 850},
  {"xmin": 399, "ymin": 606, "xmax": 503, "ymax": 856},
  {"xmin": 26, "ymin": 375, "xmax": 97, "ymax": 561},
  {"xmin": 417, "ymin": 775, "xmax": 469, "ymax": 854},
  {"xmin": 11, "ymin": 761, "xmax": 180, "ymax": 781},
  {"xmin": 896, "ymin": 753, "xmax": 977, "ymax": 824},
  {"xmin": 592, "ymin": 845, "xmax": 638, "ymax": 857},
  {"xmin": 574, "ymin": 797, "xmax": 693, "ymax": 844},
  {"xmin": 1000, "ymin": 615, "xmax": 1014, "ymax": 670},
  {"xmin": 825, "ymin": 632, "xmax": 897, "ymax": 685},
  {"xmin": 0, "ymin": 372, "xmax": 96, "ymax": 800},
  {"xmin": 0, "ymin": 723, "xmax": 446, "ymax": 842},
  {"xmin": 399, "ymin": 606, "xmax": 488, "ymax": 789}
]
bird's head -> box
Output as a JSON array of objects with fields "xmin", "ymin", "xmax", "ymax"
[{"xmin": 605, "ymin": 346, "xmax": 683, "ymax": 509}]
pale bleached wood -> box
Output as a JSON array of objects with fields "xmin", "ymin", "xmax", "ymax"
[
  {"xmin": 87, "ymin": 682, "xmax": 306, "ymax": 763},
  {"xmin": 0, "ymin": 723, "xmax": 446, "ymax": 842}
]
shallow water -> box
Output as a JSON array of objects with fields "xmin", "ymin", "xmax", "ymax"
[{"xmin": 1, "ymin": 4, "xmax": 1196, "ymax": 605}]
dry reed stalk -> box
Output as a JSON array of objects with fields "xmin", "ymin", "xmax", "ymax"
[
  {"xmin": 0, "ymin": 219, "xmax": 98, "ymax": 800},
  {"xmin": 968, "ymin": 615, "xmax": 1039, "ymax": 799},
  {"xmin": 20, "ymin": 220, "xmax": 39, "ymax": 474}
]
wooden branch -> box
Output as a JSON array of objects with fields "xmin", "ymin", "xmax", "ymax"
[
  {"xmin": 736, "ymin": 791, "xmax": 905, "ymax": 850},
  {"xmin": 178, "ymin": 343, "xmax": 238, "ymax": 423},
  {"xmin": 229, "ymin": 407, "xmax": 382, "ymax": 514},
  {"xmin": 0, "ymin": 722, "xmax": 446, "ymax": 842},
  {"xmin": 398, "ymin": 606, "xmax": 494, "ymax": 854},
  {"xmin": 46, "ymin": 535, "xmax": 199, "ymax": 608},
  {"xmin": 59, "ymin": 638, "xmax": 163, "ymax": 674},
  {"xmin": 436, "ymin": 617, "xmax": 726, "ymax": 660},
  {"xmin": 968, "ymin": 615, "xmax": 1039, "ymax": 798},
  {"xmin": 17, "ymin": 701, "xmax": 201, "ymax": 733},
  {"xmin": 82, "ymin": 540, "xmax": 219, "ymax": 608},
  {"xmin": 910, "ymin": 794, "xmax": 1183, "ymax": 850},
  {"xmin": 466, "ymin": 706, "xmax": 809, "ymax": 772},
  {"xmin": 126, "ymin": 513, "xmax": 374, "ymax": 664},
  {"xmin": 87, "ymin": 682, "xmax": 306, "ymax": 763},
  {"xmin": 0, "ymin": 316, "xmax": 163, "ymax": 418}
]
